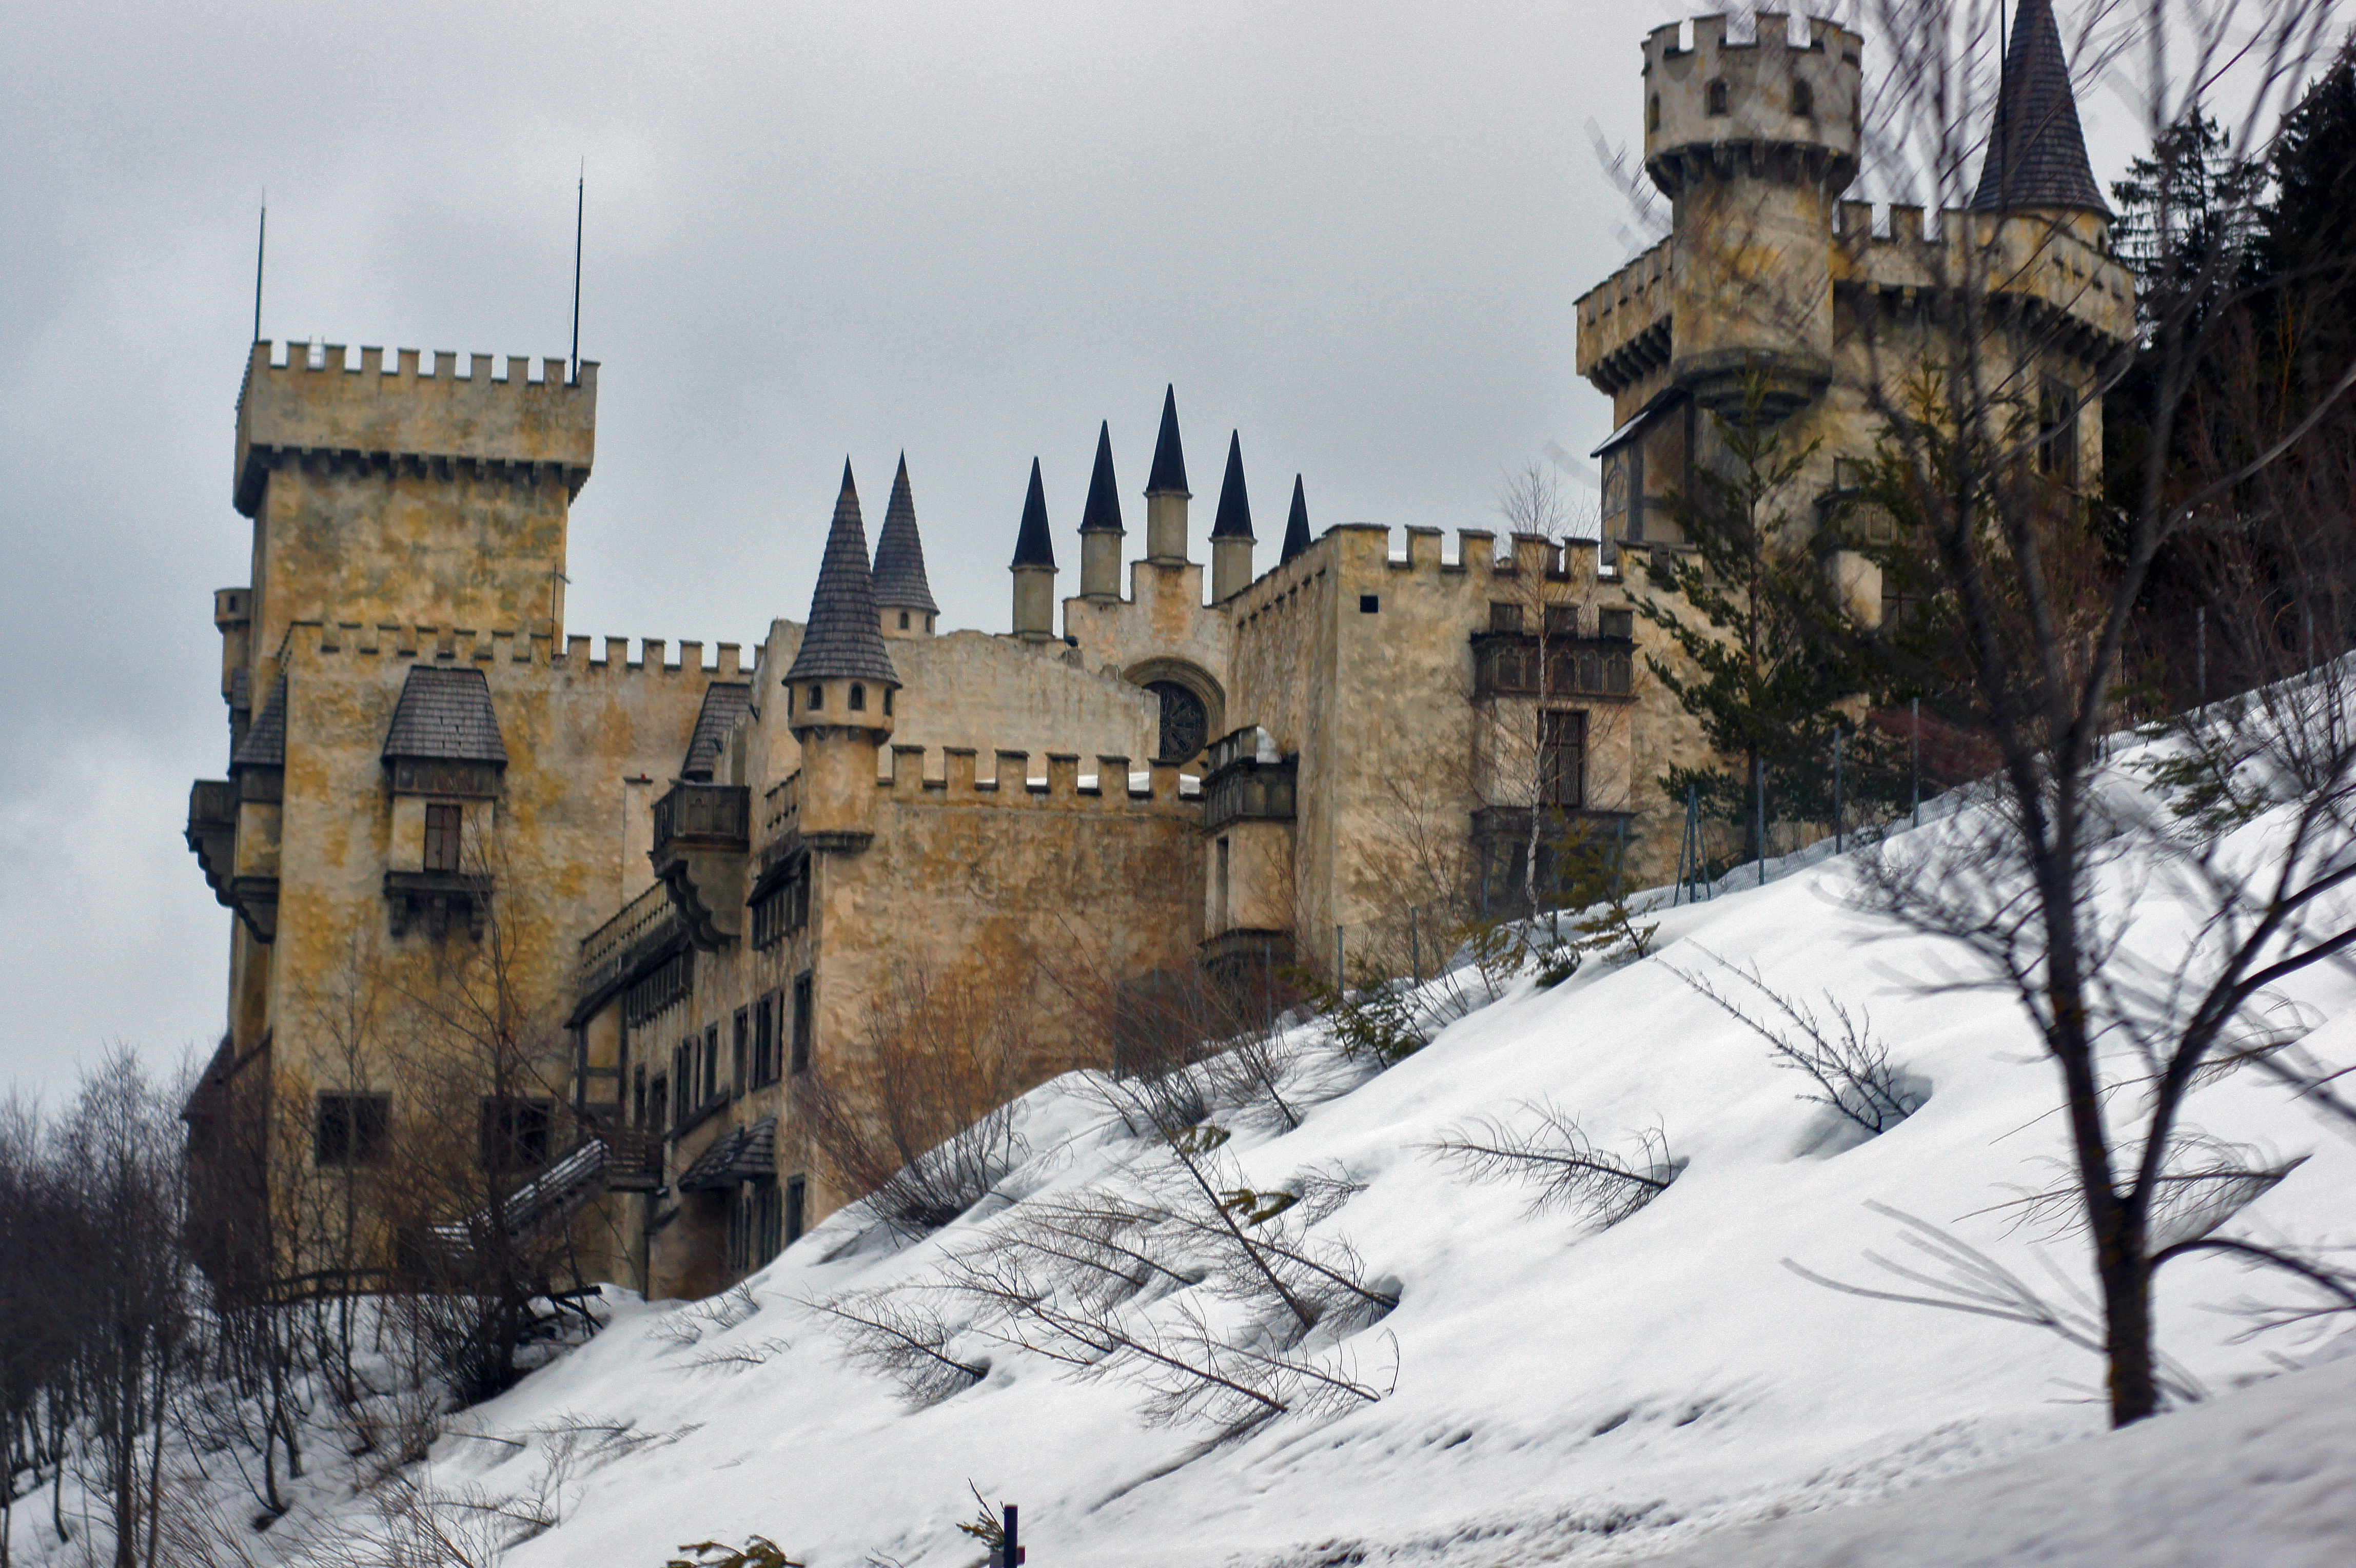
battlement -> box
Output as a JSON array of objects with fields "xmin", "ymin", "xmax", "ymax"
[
  {"xmin": 1576, "ymin": 239, "xmax": 1674, "ymax": 392},
  {"xmin": 1643, "ymin": 13, "xmax": 1862, "ymax": 195},
  {"xmin": 234, "ymin": 341, "xmax": 596, "ymax": 517},
  {"xmin": 276, "ymin": 620, "xmax": 749, "ymax": 678},
  {"xmin": 1226, "ymin": 524, "xmax": 1606, "ymax": 634},
  {"xmin": 1831, "ymin": 203, "xmax": 2134, "ymax": 348},
  {"xmin": 758, "ymin": 746, "xmax": 1198, "ymax": 850}
]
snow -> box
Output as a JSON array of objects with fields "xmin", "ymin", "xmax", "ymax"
[{"xmin": 23, "ymin": 732, "xmax": 2356, "ymax": 1565}]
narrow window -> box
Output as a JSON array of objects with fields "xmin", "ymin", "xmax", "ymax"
[
  {"xmin": 732, "ymin": 1007, "xmax": 750, "ymax": 1096},
  {"xmin": 1216, "ymin": 836, "xmax": 1231, "ymax": 927},
  {"xmin": 1359, "ymin": 594, "xmax": 1380, "ymax": 614},
  {"xmin": 650, "ymin": 1073, "xmax": 669, "ymax": 1134},
  {"xmin": 315, "ymin": 1093, "xmax": 389, "ymax": 1166},
  {"xmin": 1791, "ymin": 77, "xmax": 1814, "ymax": 117},
  {"xmin": 1598, "ymin": 607, "xmax": 1635, "ymax": 640},
  {"xmin": 1706, "ymin": 78, "xmax": 1730, "ymax": 115},
  {"xmin": 632, "ymin": 1064, "xmax": 647, "ymax": 1127},
  {"xmin": 703, "ymin": 1024, "xmax": 719, "ymax": 1102},
  {"xmin": 807, "ymin": 683, "xmax": 824, "ymax": 711},
  {"xmin": 757, "ymin": 1180, "xmax": 782, "ymax": 1261},
  {"xmin": 848, "ymin": 682, "xmax": 866, "ymax": 712},
  {"xmin": 897, "ymin": 611, "xmax": 910, "ymax": 630},
  {"xmin": 674, "ymin": 1041, "xmax": 691, "ymax": 1119},
  {"xmin": 791, "ymin": 973, "xmax": 814, "ymax": 1073},
  {"xmin": 1539, "ymin": 710, "xmax": 1588, "ymax": 809},
  {"xmin": 1488, "ymin": 602, "xmax": 1523, "ymax": 633},
  {"xmin": 754, "ymin": 991, "xmax": 778, "ymax": 1084},
  {"xmin": 423, "ymin": 802, "xmax": 463, "ymax": 872},
  {"xmin": 1647, "ymin": 92, "xmax": 1661, "ymax": 132},
  {"xmin": 882, "ymin": 688, "xmax": 894, "ymax": 716},
  {"xmin": 786, "ymin": 1174, "xmax": 808, "ymax": 1245},
  {"xmin": 1545, "ymin": 604, "xmax": 1580, "ymax": 638}
]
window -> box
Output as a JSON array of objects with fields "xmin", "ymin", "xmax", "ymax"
[
  {"xmin": 791, "ymin": 973, "xmax": 814, "ymax": 1074},
  {"xmin": 786, "ymin": 1174, "xmax": 808, "ymax": 1245},
  {"xmin": 480, "ymin": 1097, "xmax": 553, "ymax": 1171},
  {"xmin": 757, "ymin": 1179, "xmax": 783, "ymax": 1262},
  {"xmin": 1216, "ymin": 836, "xmax": 1231, "ymax": 927},
  {"xmin": 1598, "ymin": 607, "xmax": 1635, "ymax": 640},
  {"xmin": 1359, "ymin": 594, "xmax": 1380, "ymax": 614},
  {"xmin": 1545, "ymin": 605, "xmax": 1580, "ymax": 638},
  {"xmin": 703, "ymin": 1025, "xmax": 719, "ymax": 1103},
  {"xmin": 649, "ymin": 1073, "xmax": 669, "ymax": 1134},
  {"xmin": 734, "ymin": 1178, "xmax": 784, "ymax": 1274},
  {"xmin": 732, "ymin": 1007, "xmax": 750, "ymax": 1097},
  {"xmin": 315, "ymin": 1093, "xmax": 388, "ymax": 1166},
  {"xmin": 807, "ymin": 683, "xmax": 824, "ymax": 711},
  {"xmin": 2037, "ymin": 379, "xmax": 2078, "ymax": 482},
  {"xmin": 1791, "ymin": 77, "xmax": 1814, "ymax": 117},
  {"xmin": 1488, "ymin": 602, "xmax": 1523, "ymax": 633},
  {"xmin": 423, "ymin": 802, "xmax": 463, "ymax": 872},
  {"xmin": 1146, "ymin": 680, "xmax": 1208, "ymax": 763},
  {"xmin": 753, "ymin": 989, "xmax": 780, "ymax": 1084},
  {"xmin": 1540, "ymin": 710, "xmax": 1587, "ymax": 808},
  {"xmin": 883, "ymin": 688, "xmax": 894, "ymax": 716},
  {"xmin": 1706, "ymin": 78, "xmax": 1729, "ymax": 115},
  {"xmin": 848, "ymin": 683, "xmax": 866, "ymax": 712},
  {"xmin": 897, "ymin": 611, "xmax": 910, "ymax": 630},
  {"xmin": 1647, "ymin": 92, "xmax": 1661, "ymax": 132},
  {"xmin": 674, "ymin": 1040, "xmax": 692, "ymax": 1120},
  {"xmin": 632, "ymin": 1064, "xmax": 647, "ymax": 1128}
]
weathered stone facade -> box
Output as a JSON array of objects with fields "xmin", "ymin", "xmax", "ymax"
[{"xmin": 184, "ymin": 7, "xmax": 2134, "ymax": 1302}]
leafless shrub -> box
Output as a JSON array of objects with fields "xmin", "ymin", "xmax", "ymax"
[
  {"xmin": 1673, "ymin": 952, "xmax": 1924, "ymax": 1134},
  {"xmin": 1429, "ymin": 1103, "xmax": 1682, "ymax": 1226},
  {"xmin": 645, "ymin": 1283, "xmax": 761, "ymax": 1349},
  {"xmin": 805, "ymin": 1289, "xmax": 988, "ymax": 1407},
  {"xmin": 676, "ymin": 1338, "xmax": 793, "ymax": 1373}
]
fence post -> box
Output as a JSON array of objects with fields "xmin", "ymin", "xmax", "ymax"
[{"xmin": 1910, "ymin": 697, "xmax": 1921, "ymax": 829}]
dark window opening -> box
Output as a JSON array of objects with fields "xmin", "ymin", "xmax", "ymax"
[
  {"xmin": 732, "ymin": 1007, "xmax": 750, "ymax": 1097},
  {"xmin": 632, "ymin": 1064, "xmax": 647, "ymax": 1128},
  {"xmin": 1146, "ymin": 680, "xmax": 1208, "ymax": 762},
  {"xmin": 1706, "ymin": 78, "xmax": 1730, "ymax": 115},
  {"xmin": 1791, "ymin": 77, "xmax": 1814, "ymax": 116},
  {"xmin": 480, "ymin": 1097, "xmax": 553, "ymax": 1171},
  {"xmin": 791, "ymin": 973, "xmax": 814, "ymax": 1074},
  {"xmin": 786, "ymin": 1174, "xmax": 808, "ymax": 1245},
  {"xmin": 848, "ymin": 682, "xmax": 866, "ymax": 712},
  {"xmin": 1488, "ymin": 602, "xmax": 1524, "ymax": 633},
  {"xmin": 807, "ymin": 683, "xmax": 824, "ymax": 711},
  {"xmin": 423, "ymin": 802, "xmax": 463, "ymax": 872},
  {"xmin": 649, "ymin": 1073, "xmax": 669, "ymax": 1134},
  {"xmin": 897, "ymin": 611, "xmax": 910, "ymax": 630},
  {"xmin": 883, "ymin": 688, "xmax": 894, "ymax": 716},
  {"xmin": 1545, "ymin": 604, "xmax": 1580, "ymax": 638},
  {"xmin": 1540, "ymin": 710, "xmax": 1588, "ymax": 809},
  {"xmin": 1359, "ymin": 594, "xmax": 1380, "ymax": 614},
  {"xmin": 1598, "ymin": 607, "xmax": 1634, "ymax": 640},
  {"xmin": 673, "ymin": 1040, "xmax": 692, "ymax": 1121},
  {"xmin": 753, "ymin": 989, "xmax": 781, "ymax": 1084},
  {"xmin": 1648, "ymin": 92, "xmax": 1661, "ymax": 131},
  {"xmin": 315, "ymin": 1093, "xmax": 389, "ymax": 1166},
  {"xmin": 2037, "ymin": 380, "xmax": 2078, "ymax": 483},
  {"xmin": 703, "ymin": 1025, "xmax": 719, "ymax": 1103}
]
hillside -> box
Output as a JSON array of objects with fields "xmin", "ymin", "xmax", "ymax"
[{"xmin": 19, "ymin": 735, "xmax": 2356, "ymax": 1567}]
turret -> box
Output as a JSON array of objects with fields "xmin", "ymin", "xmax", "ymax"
[
  {"xmin": 1970, "ymin": 0, "xmax": 2110, "ymax": 241},
  {"xmin": 1280, "ymin": 475, "xmax": 1312, "ymax": 564},
  {"xmin": 872, "ymin": 454, "xmax": 939, "ymax": 639},
  {"xmin": 1010, "ymin": 458, "xmax": 1058, "ymax": 642},
  {"xmin": 1645, "ymin": 13, "xmax": 1862, "ymax": 420},
  {"xmin": 1077, "ymin": 421, "xmax": 1126, "ymax": 600},
  {"xmin": 786, "ymin": 462, "xmax": 898, "ymax": 849},
  {"xmin": 1210, "ymin": 431, "xmax": 1254, "ymax": 601},
  {"xmin": 1144, "ymin": 385, "xmax": 1191, "ymax": 564}
]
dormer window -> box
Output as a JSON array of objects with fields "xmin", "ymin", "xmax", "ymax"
[
  {"xmin": 1706, "ymin": 79, "xmax": 1729, "ymax": 115},
  {"xmin": 848, "ymin": 683, "xmax": 866, "ymax": 712}
]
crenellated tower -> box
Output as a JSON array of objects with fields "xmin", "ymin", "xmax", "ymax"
[
  {"xmin": 1644, "ymin": 13, "xmax": 1862, "ymax": 420},
  {"xmin": 787, "ymin": 463, "xmax": 899, "ymax": 850}
]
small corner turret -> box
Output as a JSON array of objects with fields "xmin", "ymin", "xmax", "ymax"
[
  {"xmin": 1210, "ymin": 430, "xmax": 1254, "ymax": 601},
  {"xmin": 872, "ymin": 454, "xmax": 939, "ymax": 639},
  {"xmin": 1078, "ymin": 421, "xmax": 1126, "ymax": 601},
  {"xmin": 787, "ymin": 462, "xmax": 898, "ymax": 850},
  {"xmin": 1971, "ymin": 0, "xmax": 2110, "ymax": 237},
  {"xmin": 1010, "ymin": 458, "xmax": 1059, "ymax": 642},
  {"xmin": 1144, "ymin": 385, "xmax": 1192, "ymax": 564}
]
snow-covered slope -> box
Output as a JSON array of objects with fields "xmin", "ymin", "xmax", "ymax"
[
  {"xmin": 43, "ymin": 740, "xmax": 2346, "ymax": 1568},
  {"xmin": 374, "ymin": 749, "xmax": 2356, "ymax": 1567}
]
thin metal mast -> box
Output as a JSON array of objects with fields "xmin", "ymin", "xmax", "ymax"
[
  {"xmin": 252, "ymin": 196, "xmax": 267, "ymax": 343},
  {"xmin": 570, "ymin": 166, "xmax": 584, "ymax": 384}
]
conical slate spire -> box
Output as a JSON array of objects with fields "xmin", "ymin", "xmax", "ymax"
[
  {"xmin": 1145, "ymin": 384, "xmax": 1189, "ymax": 496},
  {"xmin": 871, "ymin": 454, "xmax": 939, "ymax": 614},
  {"xmin": 785, "ymin": 461, "xmax": 899, "ymax": 687},
  {"xmin": 1079, "ymin": 422, "xmax": 1125, "ymax": 535},
  {"xmin": 1211, "ymin": 431, "xmax": 1253, "ymax": 539},
  {"xmin": 1012, "ymin": 458, "xmax": 1056, "ymax": 568},
  {"xmin": 1970, "ymin": 0, "xmax": 2108, "ymax": 215},
  {"xmin": 1280, "ymin": 475, "xmax": 1312, "ymax": 562}
]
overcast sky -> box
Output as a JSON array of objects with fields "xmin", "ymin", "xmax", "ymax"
[{"xmin": 2, "ymin": 0, "xmax": 2164, "ymax": 1103}]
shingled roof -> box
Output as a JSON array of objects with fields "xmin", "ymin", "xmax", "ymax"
[
  {"xmin": 1079, "ymin": 421, "xmax": 1125, "ymax": 535},
  {"xmin": 232, "ymin": 675, "xmax": 287, "ymax": 769},
  {"xmin": 680, "ymin": 681, "xmax": 752, "ymax": 781},
  {"xmin": 674, "ymin": 1115, "xmax": 777, "ymax": 1191},
  {"xmin": 1146, "ymin": 384, "xmax": 1190, "ymax": 496},
  {"xmin": 1970, "ymin": 0, "xmax": 2109, "ymax": 215},
  {"xmin": 785, "ymin": 463, "xmax": 900, "ymax": 687},
  {"xmin": 1281, "ymin": 475, "xmax": 1312, "ymax": 563},
  {"xmin": 1211, "ymin": 430, "xmax": 1254, "ymax": 539},
  {"xmin": 870, "ymin": 455, "xmax": 939, "ymax": 615},
  {"xmin": 382, "ymin": 667, "xmax": 507, "ymax": 763},
  {"xmin": 1011, "ymin": 457, "xmax": 1056, "ymax": 569}
]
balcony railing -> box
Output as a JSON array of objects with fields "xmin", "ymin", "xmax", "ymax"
[
  {"xmin": 653, "ymin": 781, "xmax": 751, "ymax": 852},
  {"xmin": 1472, "ymin": 635, "xmax": 1636, "ymax": 700},
  {"xmin": 575, "ymin": 880, "xmax": 680, "ymax": 998},
  {"xmin": 762, "ymin": 771, "xmax": 800, "ymax": 841}
]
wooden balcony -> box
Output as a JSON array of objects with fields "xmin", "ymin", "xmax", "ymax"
[{"xmin": 651, "ymin": 782, "xmax": 751, "ymax": 950}]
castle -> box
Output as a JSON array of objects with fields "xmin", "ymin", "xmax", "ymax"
[{"xmin": 183, "ymin": 5, "xmax": 2131, "ymax": 1300}]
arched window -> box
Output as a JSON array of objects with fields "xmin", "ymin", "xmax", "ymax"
[
  {"xmin": 807, "ymin": 683, "xmax": 824, "ymax": 711},
  {"xmin": 1791, "ymin": 77, "xmax": 1814, "ymax": 117},
  {"xmin": 1647, "ymin": 93, "xmax": 1661, "ymax": 132},
  {"xmin": 897, "ymin": 611, "xmax": 910, "ymax": 630},
  {"xmin": 1146, "ymin": 680, "xmax": 1209, "ymax": 762},
  {"xmin": 848, "ymin": 683, "xmax": 866, "ymax": 712},
  {"xmin": 1706, "ymin": 78, "xmax": 1729, "ymax": 115},
  {"xmin": 883, "ymin": 688, "xmax": 894, "ymax": 716}
]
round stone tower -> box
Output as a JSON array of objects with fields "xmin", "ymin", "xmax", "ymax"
[
  {"xmin": 1644, "ymin": 12, "xmax": 1861, "ymax": 421},
  {"xmin": 788, "ymin": 463, "xmax": 898, "ymax": 849}
]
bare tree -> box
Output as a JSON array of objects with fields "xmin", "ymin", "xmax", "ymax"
[{"xmin": 1428, "ymin": 1102, "xmax": 1682, "ymax": 1226}]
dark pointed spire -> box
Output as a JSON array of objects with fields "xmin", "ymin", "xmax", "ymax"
[
  {"xmin": 1079, "ymin": 422, "xmax": 1125, "ymax": 535},
  {"xmin": 785, "ymin": 461, "xmax": 898, "ymax": 685},
  {"xmin": 1970, "ymin": 0, "xmax": 2109, "ymax": 215},
  {"xmin": 1211, "ymin": 430, "xmax": 1253, "ymax": 539},
  {"xmin": 1145, "ymin": 384, "xmax": 1190, "ymax": 496},
  {"xmin": 1012, "ymin": 458, "xmax": 1056, "ymax": 568},
  {"xmin": 870, "ymin": 454, "xmax": 940, "ymax": 615},
  {"xmin": 1281, "ymin": 474, "xmax": 1312, "ymax": 562}
]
